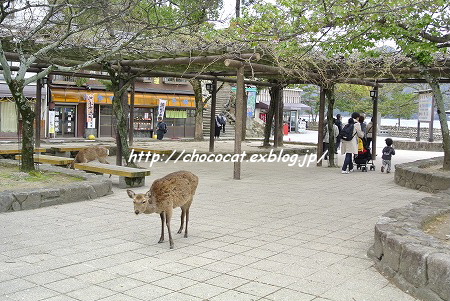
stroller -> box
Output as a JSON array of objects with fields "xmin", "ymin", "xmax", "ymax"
[{"xmin": 354, "ymin": 138, "xmax": 375, "ymax": 172}]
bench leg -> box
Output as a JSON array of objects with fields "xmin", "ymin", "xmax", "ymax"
[{"xmin": 119, "ymin": 176, "xmax": 145, "ymax": 189}]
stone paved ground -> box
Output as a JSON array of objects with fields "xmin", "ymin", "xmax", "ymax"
[{"xmin": 0, "ymin": 145, "xmax": 445, "ymax": 301}]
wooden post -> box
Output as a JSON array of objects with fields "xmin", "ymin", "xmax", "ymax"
[
  {"xmin": 234, "ymin": 65, "xmax": 244, "ymax": 180},
  {"xmin": 209, "ymin": 79, "xmax": 217, "ymax": 153},
  {"xmin": 129, "ymin": 79, "xmax": 135, "ymax": 146},
  {"xmin": 429, "ymin": 95, "xmax": 435, "ymax": 142},
  {"xmin": 416, "ymin": 121, "xmax": 421, "ymax": 141},
  {"xmin": 372, "ymin": 86, "xmax": 378, "ymax": 160},
  {"xmin": 274, "ymin": 84, "xmax": 280, "ymax": 148},
  {"xmin": 317, "ymin": 86, "xmax": 326, "ymax": 166},
  {"xmin": 35, "ymin": 78, "xmax": 42, "ymax": 148}
]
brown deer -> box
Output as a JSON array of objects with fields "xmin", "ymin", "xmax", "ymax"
[
  {"xmin": 127, "ymin": 171, "xmax": 198, "ymax": 249},
  {"xmin": 70, "ymin": 145, "xmax": 109, "ymax": 169}
]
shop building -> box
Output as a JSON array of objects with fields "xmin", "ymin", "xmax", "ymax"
[{"xmin": 47, "ymin": 76, "xmax": 196, "ymax": 139}]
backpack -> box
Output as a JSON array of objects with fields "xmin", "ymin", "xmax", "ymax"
[
  {"xmin": 339, "ymin": 123, "xmax": 355, "ymax": 141},
  {"xmin": 159, "ymin": 122, "xmax": 167, "ymax": 133}
]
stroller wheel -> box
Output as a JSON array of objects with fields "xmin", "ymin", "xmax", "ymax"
[
  {"xmin": 370, "ymin": 166, "xmax": 375, "ymax": 171},
  {"xmin": 362, "ymin": 166, "xmax": 367, "ymax": 172}
]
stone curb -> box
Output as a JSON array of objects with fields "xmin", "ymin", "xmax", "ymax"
[
  {"xmin": 395, "ymin": 157, "xmax": 450, "ymax": 193},
  {"xmin": 0, "ymin": 159, "xmax": 112, "ymax": 212},
  {"xmin": 369, "ymin": 157, "xmax": 450, "ymax": 301}
]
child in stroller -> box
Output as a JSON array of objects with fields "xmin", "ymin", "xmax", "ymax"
[{"xmin": 354, "ymin": 138, "xmax": 375, "ymax": 172}]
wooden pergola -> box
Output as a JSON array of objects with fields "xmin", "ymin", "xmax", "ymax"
[{"xmin": 3, "ymin": 50, "xmax": 450, "ymax": 179}]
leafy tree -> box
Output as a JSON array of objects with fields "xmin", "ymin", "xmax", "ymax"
[
  {"xmin": 335, "ymin": 84, "xmax": 372, "ymax": 114},
  {"xmin": 378, "ymin": 85, "xmax": 418, "ymax": 126},
  {"xmin": 0, "ymin": 0, "xmax": 223, "ymax": 171},
  {"xmin": 0, "ymin": 0, "xmax": 140, "ymax": 171}
]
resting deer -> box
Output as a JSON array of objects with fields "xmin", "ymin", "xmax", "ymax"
[
  {"xmin": 127, "ymin": 171, "xmax": 198, "ymax": 249},
  {"xmin": 70, "ymin": 145, "xmax": 109, "ymax": 169}
]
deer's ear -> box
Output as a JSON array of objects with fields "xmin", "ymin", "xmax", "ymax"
[
  {"xmin": 127, "ymin": 190, "xmax": 135, "ymax": 198},
  {"xmin": 145, "ymin": 191, "xmax": 151, "ymax": 199}
]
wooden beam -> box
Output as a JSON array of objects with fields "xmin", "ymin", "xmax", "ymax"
[{"xmin": 120, "ymin": 53, "xmax": 261, "ymax": 67}]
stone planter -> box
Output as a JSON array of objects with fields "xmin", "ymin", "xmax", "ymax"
[{"xmin": 0, "ymin": 159, "xmax": 112, "ymax": 212}]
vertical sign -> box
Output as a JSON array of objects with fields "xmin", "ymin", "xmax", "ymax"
[
  {"xmin": 48, "ymin": 111, "xmax": 55, "ymax": 134},
  {"xmin": 418, "ymin": 91, "xmax": 433, "ymax": 122},
  {"xmin": 247, "ymin": 87, "xmax": 257, "ymax": 117},
  {"xmin": 86, "ymin": 94, "xmax": 95, "ymax": 128},
  {"xmin": 158, "ymin": 99, "xmax": 167, "ymax": 118}
]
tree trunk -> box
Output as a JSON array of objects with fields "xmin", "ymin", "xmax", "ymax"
[
  {"xmin": 189, "ymin": 79, "xmax": 204, "ymax": 141},
  {"xmin": 9, "ymin": 81, "xmax": 35, "ymax": 172},
  {"xmin": 325, "ymin": 86, "xmax": 336, "ymax": 167},
  {"xmin": 422, "ymin": 71, "xmax": 450, "ymax": 170},
  {"xmin": 263, "ymin": 86, "xmax": 278, "ymax": 147},
  {"xmin": 110, "ymin": 76, "xmax": 136, "ymax": 167}
]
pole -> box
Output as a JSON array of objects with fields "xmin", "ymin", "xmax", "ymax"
[
  {"xmin": 274, "ymin": 85, "xmax": 281, "ymax": 148},
  {"xmin": 209, "ymin": 79, "xmax": 217, "ymax": 152},
  {"xmin": 416, "ymin": 121, "xmax": 421, "ymax": 141},
  {"xmin": 35, "ymin": 78, "xmax": 42, "ymax": 148},
  {"xmin": 429, "ymin": 95, "xmax": 435, "ymax": 142},
  {"xmin": 317, "ymin": 86, "xmax": 326, "ymax": 166},
  {"xmin": 372, "ymin": 86, "xmax": 378, "ymax": 160},
  {"xmin": 234, "ymin": 65, "xmax": 244, "ymax": 180},
  {"xmin": 129, "ymin": 79, "xmax": 135, "ymax": 146}
]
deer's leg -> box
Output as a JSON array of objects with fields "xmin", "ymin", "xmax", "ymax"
[
  {"xmin": 184, "ymin": 201, "xmax": 191, "ymax": 238},
  {"xmin": 165, "ymin": 207, "xmax": 174, "ymax": 249},
  {"xmin": 158, "ymin": 212, "xmax": 165, "ymax": 243},
  {"xmin": 177, "ymin": 207, "xmax": 186, "ymax": 234}
]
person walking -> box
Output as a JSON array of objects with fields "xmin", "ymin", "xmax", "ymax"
[
  {"xmin": 381, "ymin": 138, "xmax": 396, "ymax": 173},
  {"xmin": 214, "ymin": 115, "xmax": 222, "ymax": 139},
  {"xmin": 156, "ymin": 117, "xmax": 167, "ymax": 140},
  {"xmin": 341, "ymin": 112, "xmax": 365, "ymax": 174}
]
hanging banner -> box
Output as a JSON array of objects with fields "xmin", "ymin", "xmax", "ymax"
[
  {"xmin": 158, "ymin": 99, "xmax": 167, "ymax": 118},
  {"xmin": 247, "ymin": 87, "xmax": 257, "ymax": 118},
  {"xmin": 418, "ymin": 91, "xmax": 433, "ymax": 122},
  {"xmin": 86, "ymin": 94, "xmax": 95, "ymax": 128},
  {"xmin": 48, "ymin": 111, "xmax": 55, "ymax": 134}
]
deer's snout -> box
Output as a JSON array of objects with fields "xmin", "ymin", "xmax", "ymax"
[{"xmin": 135, "ymin": 210, "xmax": 140, "ymax": 215}]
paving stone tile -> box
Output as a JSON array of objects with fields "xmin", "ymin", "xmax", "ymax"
[
  {"xmin": 7, "ymin": 285, "xmax": 59, "ymax": 301},
  {"xmin": 179, "ymin": 282, "xmax": 228, "ymax": 299}
]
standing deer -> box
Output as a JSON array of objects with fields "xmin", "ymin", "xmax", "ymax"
[
  {"xmin": 70, "ymin": 145, "xmax": 109, "ymax": 169},
  {"xmin": 127, "ymin": 171, "xmax": 198, "ymax": 249}
]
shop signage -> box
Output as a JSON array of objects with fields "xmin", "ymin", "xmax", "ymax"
[
  {"xmin": 86, "ymin": 94, "xmax": 95, "ymax": 128},
  {"xmin": 48, "ymin": 111, "xmax": 55, "ymax": 134},
  {"xmin": 158, "ymin": 99, "xmax": 167, "ymax": 118}
]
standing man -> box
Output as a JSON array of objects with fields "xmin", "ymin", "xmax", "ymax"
[{"xmin": 156, "ymin": 117, "xmax": 167, "ymax": 140}]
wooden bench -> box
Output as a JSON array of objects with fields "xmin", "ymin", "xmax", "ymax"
[
  {"xmin": 50, "ymin": 146, "xmax": 88, "ymax": 157},
  {"xmin": 0, "ymin": 148, "xmax": 47, "ymax": 155},
  {"xmin": 74, "ymin": 162, "xmax": 151, "ymax": 188},
  {"xmin": 15, "ymin": 154, "xmax": 74, "ymax": 166}
]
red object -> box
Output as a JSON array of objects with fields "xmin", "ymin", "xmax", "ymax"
[{"xmin": 283, "ymin": 123, "xmax": 289, "ymax": 135}]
